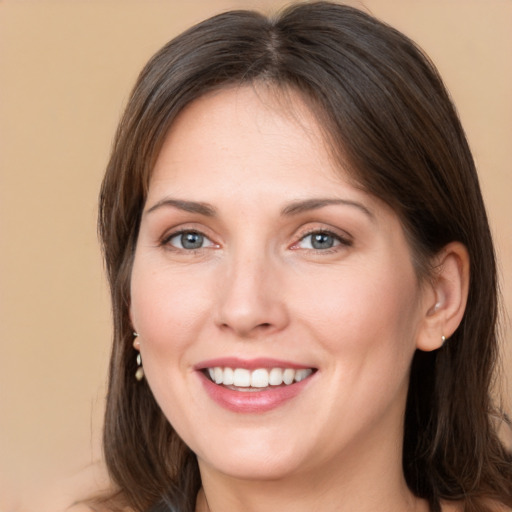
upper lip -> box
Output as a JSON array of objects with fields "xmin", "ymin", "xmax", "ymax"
[{"xmin": 194, "ymin": 357, "xmax": 316, "ymax": 371}]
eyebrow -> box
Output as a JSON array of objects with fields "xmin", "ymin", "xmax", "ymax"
[
  {"xmin": 145, "ymin": 198, "xmax": 217, "ymax": 217},
  {"xmin": 281, "ymin": 198, "xmax": 374, "ymax": 219},
  {"xmin": 145, "ymin": 196, "xmax": 374, "ymax": 220}
]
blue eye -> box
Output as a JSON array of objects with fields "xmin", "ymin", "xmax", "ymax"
[
  {"xmin": 297, "ymin": 231, "xmax": 348, "ymax": 250},
  {"xmin": 167, "ymin": 231, "xmax": 214, "ymax": 250}
]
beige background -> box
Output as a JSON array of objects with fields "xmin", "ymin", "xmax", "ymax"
[{"xmin": 0, "ymin": 1, "xmax": 510, "ymax": 510}]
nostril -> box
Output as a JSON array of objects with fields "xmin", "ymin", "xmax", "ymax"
[{"xmin": 219, "ymin": 321, "xmax": 272, "ymax": 335}]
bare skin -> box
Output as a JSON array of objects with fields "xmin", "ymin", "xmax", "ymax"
[{"xmin": 130, "ymin": 85, "xmax": 470, "ymax": 512}]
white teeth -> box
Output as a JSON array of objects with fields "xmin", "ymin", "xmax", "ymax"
[
  {"xmin": 283, "ymin": 368, "xmax": 295, "ymax": 385},
  {"xmin": 294, "ymin": 369, "xmax": 312, "ymax": 382},
  {"xmin": 206, "ymin": 367, "xmax": 313, "ymax": 387},
  {"xmin": 251, "ymin": 368, "xmax": 269, "ymax": 388},
  {"xmin": 223, "ymin": 367, "xmax": 234, "ymax": 385},
  {"xmin": 233, "ymin": 368, "xmax": 251, "ymax": 387},
  {"xmin": 214, "ymin": 367, "xmax": 223, "ymax": 384},
  {"xmin": 269, "ymin": 367, "xmax": 283, "ymax": 385}
]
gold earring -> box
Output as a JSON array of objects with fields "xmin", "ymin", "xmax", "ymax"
[{"xmin": 133, "ymin": 332, "xmax": 144, "ymax": 381}]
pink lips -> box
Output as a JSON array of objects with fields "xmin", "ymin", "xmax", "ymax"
[{"xmin": 195, "ymin": 357, "xmax": 316, "ymax": 413}]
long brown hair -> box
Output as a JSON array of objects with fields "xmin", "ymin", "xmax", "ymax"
[{"xmin": 97, "ymin": 2, "xmax": 512, "ymax": 511}]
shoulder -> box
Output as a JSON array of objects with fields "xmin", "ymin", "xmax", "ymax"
[
  {"xmin": 441, "ymin": 500, "xmax": 512, "ymax": 512},
  {"xmin": 67, "ymin": 505, "xmax": 98, "ymax": 512},
  {"xmin": 66, "ymin": 498, "xmax": 135, "ymax": 512},
  {"xmin": 483, "ymin": 503, "xmax": 512, "ymax": 512},
  {"xmin": 441, "ymin": 501, "xmax": 463, "ymax": 512},
  {"xmin": 56, "ymin": 462, "xmax": 116, "ymax": 512},
  {"xmin": 67, "ymin": 505, "xmax": 134, "ymax": 512},
  {"xmin": 483, "ymin": 504, "xmax": 512, "ymax": 512}
]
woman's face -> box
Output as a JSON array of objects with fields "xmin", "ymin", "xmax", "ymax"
[{"xmin": 130, "ymin": 86, "xmax": 431, "ymax": 482}]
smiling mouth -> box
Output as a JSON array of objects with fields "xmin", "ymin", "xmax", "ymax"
[{"xmin": 204, "ymin": 367, "xmax": 316, "ymax": 391}]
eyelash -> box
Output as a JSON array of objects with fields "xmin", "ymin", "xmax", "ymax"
[
  {"xmin": 161, "ymin": 229, "xmax": 216, "ymax": 253},
  {"xmin": 161, "ymin": 228, "xmax": 352, "ymax": 254},
  {"xmin": 291, "ymin": 229, "xmax": 353, "ymax": 253}
]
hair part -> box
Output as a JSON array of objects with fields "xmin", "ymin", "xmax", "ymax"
[{"xmin": 98, "ymin": 2, "xmax": 512, "ymax": 511}]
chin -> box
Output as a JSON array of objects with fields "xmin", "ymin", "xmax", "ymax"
[
  {"xmin": 196, "ymin": 436, "xmax": 309, "ymax": 481},
  {"xmin": 203, "ymin": 457, "xmax": 303, "ymax": 482}
]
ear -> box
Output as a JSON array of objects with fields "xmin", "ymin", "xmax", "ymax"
[
  {"xmin": 416, "ymin": 242, "xmax": 470, "ymax": 352},
  {"xmin": 129, "ymin": 306, "xmax": 141, "ymax": 350}
]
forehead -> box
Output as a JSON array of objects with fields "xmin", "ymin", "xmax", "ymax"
[{"xmin": 149, "ymin": 84, "xmax": 348, "ymax": 193}]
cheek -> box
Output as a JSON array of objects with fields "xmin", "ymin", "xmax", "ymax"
[
  {"xmin": 294, "ymin": 259, "xmax": 421, "ymax": 362},
  {"xmin": 130, "ymin": 259, "xmax": 215, "ymax": 357},
  {"xmin": 296, "ymin": 264, "xmax": 421, "ymax": 430},
  {"xmin": 129, "ymin": 261, "xmax": 211, "ymax": 420}
]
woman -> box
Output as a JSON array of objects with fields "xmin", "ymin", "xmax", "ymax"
[{"xmin": 94, "ymin": 2, "xmax": 512, "ymax": 511}]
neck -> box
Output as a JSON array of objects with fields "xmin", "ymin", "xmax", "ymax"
[
  {"xmin": 196, "ymin": 470, "xmax": 426, "ymax": 512},
  {"xmin": 195, "ymin": 427, "xmax": 428, "ymax": 512}
]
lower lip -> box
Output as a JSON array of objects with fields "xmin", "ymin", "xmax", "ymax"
[{"xmin": 198, "ymin": 372, "xmax": 314, "ymax": 413}]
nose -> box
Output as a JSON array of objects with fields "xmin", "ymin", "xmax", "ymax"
[{"xmin": 215, "ymin": 251, "xmax": 289, "ymax": 339}]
